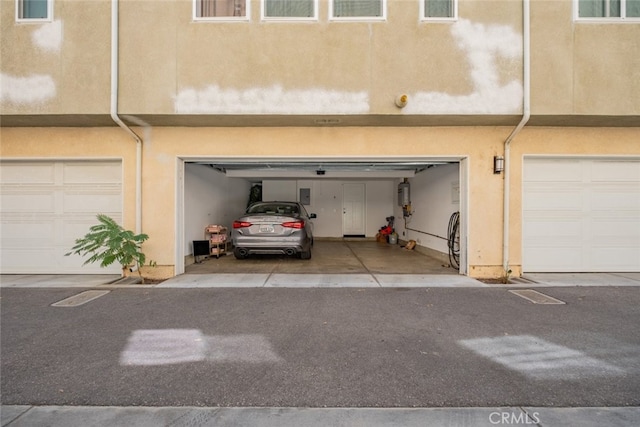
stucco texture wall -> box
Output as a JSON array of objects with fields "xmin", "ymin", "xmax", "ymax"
[
  {"xmin": 118, "ymin": 0, "xmax": 523, "ymax": 117},
  {"xmin": 2, "ymin": 125, "xmax": 638, "ymax": 278},
  {"xmin": 0, "ymin": 0, "xmax": 111, "ymax": 114},
  {"xmin": 531, "ymin": 2, "xmax": 640, "ymax": 116}
]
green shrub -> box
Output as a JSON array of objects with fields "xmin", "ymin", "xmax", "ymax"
[{"xmin": 66, "ymin": 214, "xmax": 154, "ymax": 282}]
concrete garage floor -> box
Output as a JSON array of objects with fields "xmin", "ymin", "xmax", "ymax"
[{"xmin": 185, "ymin": 239, "xmax": 455, "ymax": 275}]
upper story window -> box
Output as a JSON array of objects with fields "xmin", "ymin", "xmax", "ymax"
[
  {"xmin": 577, "ymin": 0, "xmax": 640, "ymax": 19},
  {"xmin": 263, "ymin": 0, "xmax": 317, "ymax": 20},
  {"xmin": 330, "ymin": 0, "xmax": 386, "ymax": 20},
  {"xmin": 422, "ymin": 0, "xmax": 457, "ymax": 20},
  {"xmin": 194, "ymin": 0, "xmax": 248, "ymax": 20},
  {"xmin": 16, "ymin": 0, "xmax": 51, "ymax": 21}
]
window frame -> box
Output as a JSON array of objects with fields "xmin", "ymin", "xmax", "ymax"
[
  {"xmin": 574, "ymin": 0, "xmax": 640, "ymax": 22},
  {"xmin": 329, "ymin": 0, "xmax": 387, "ymax": 22},
  {"xmin": 15, "ymin": 0, "xmax": 53, "ymax": 22},
  {"xmin": 192, "ymin": 0, "xmax": 250, "ymax": 22},
  {"xmin": 261, "ymin": 0, "xmax": 318, "ymax": 21},
  {"xmin": 420, "ymin": 0, "xmax": 458, "ymax": 22}
]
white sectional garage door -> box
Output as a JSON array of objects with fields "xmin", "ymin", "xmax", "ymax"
[
  {"xmin": 523, "ymin": 158, "xmax": 640, "ymax": 272},
  {"xmin": 0, "ymin": 161, "xmax": 122, "ymax": 274}
]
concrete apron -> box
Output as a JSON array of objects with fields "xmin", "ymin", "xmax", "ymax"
[
  {"xmin": 0, "ymin": 274, "xmax": 121, "ymax": 288},
  {"xmin": 156, "ymin": 273, "xmax": 486, "ymax": 288},
  {"xmin": 3, "ymin": 273, "xmax": 638, "ymax": 288},
  {"xmin": 185, "ymin": 239, "xmax": 455, "ymax": 275},
  {"xmin": 168, "ymin": 239, "xmax": 483, "ymax": 287},
  {"xmin": 2, "ymin": 240, "xmax": 638, "ymax": 288}
]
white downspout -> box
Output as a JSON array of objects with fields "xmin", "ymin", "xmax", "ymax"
[
  {"xmin": 111, "ymin": 0, "xmax": 142, "ymax": 234},
  {"xmin": 503, "ymin": 0, "xmax": 531, "ymax": 273}
]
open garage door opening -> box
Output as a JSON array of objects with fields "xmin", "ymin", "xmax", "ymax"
[{"xmin": 177, "ymin": 158, "xmax": 468, "ymax": 276}]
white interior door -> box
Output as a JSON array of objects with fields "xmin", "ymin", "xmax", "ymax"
[{"xmin": 343, "ymin": 183, "xmax": 366, "ymax": 236}]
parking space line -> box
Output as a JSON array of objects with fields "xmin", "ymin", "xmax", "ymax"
[
  {"xmin": 509, "ymin": 289, "xmax": 566, "ymax": 305},
  {"xmin": 51, "ymin": 290, "xmax": 111, "ymax": 307}
]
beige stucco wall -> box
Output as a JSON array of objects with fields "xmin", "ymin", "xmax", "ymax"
[
  {"xmin": 0, "ymin": 0, "xmax": 111, "ymax": 114},
  {"xmin": 0, "ymin": 125, "xmax": 506, "ymax": 277},
  {"xmin": 531, "ymin": 1, "xmax": 640, "ymax": 116},
  {"xmin": 1, "ymin": 125, "xmax": 638, "ymax": 278},
  {"xmin": 119, "ymin": 0, "xmax": 523, "ymax": 116},
  {"xmin": 1, "ymin": 0, "xmax": 638, "ymax": 278},
  {"xmin": 3, "ymin": 1, "xmax": 638, "ymax": 119}
]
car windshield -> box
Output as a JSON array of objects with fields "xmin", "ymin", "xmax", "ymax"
[{"xmin": 247, "ymin": 203, "xmax": 299, "ymax": 215}]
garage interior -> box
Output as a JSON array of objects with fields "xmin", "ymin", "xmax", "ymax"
[{"xmin": 182, "ymin": 159, "xmax": 464, "ymax": 275}]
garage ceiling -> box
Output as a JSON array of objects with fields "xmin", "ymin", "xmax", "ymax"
[{"xmin": 193, "ymin": 160, "xmax": 455, "ymax": 179}]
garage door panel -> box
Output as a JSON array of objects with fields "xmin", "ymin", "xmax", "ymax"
[
  {"xmin": 523, "ymin": 159, "xmax": 582, "ymax": 182},
  {"xmin": 523, "ymin": 158, "xmax": 640, "ymax": 273},
  {"xmin": 591, "ymin": 160, "xmax": 640, "ymax": 182},
  {"xmin": 1, "ymin": 248, "xmax": 101, "ymax": 274},
  {"xmin": 0, "ymin": 160, "xmax": 122, "ymax": 274},
  {"xmin": 590, "ymin": 218, "xmax": 640, "ymax": 239},
  {"xmin": 0, "ymin": 162, "xmax": 55, "ymax": 184},
  {"xmin": 1, "ymin": 248, "xmax": 59, "ymax": 273},
  {"xmin": 1, "ymin": 191, "xmax": 56, "ymax": 212},
  {"xmin": 1, "ymin": 218, "xmax": 56, "ymax": 242},
  {"xmin": 63, "ymin": 162, "xmax": 121, "ymax": 183},
  {"xmin": 525, "ymin": 247, "xmax": 584, "ymax": 272},
  {"xmin": 61, "ymin": 217, "xmax": 122, "ymax": 246},
  {"xmin": 592, "ymin": 189, "xmax": 640, "ymax": 211},
  {"xmin": 63, "ymin": 188, "xmax": 122, "ymax": 213},
  {"xmin": 58, "ymin": 250, "xmax": 95, "ymax": 271},
  {"xmin": 523, "ymin": 219, "xmax": 582, "ymax": 240},
  {"xmin": 590, "ymin": 247, "xmax": 640, "ymax": 271},
  {"xmin": 523, "ymin": 188, "xmax": 583, "ymax": 211}
]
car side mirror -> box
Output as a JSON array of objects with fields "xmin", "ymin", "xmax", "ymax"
[{"xmin": 309, "ymin": 213, "xmax": 317, "ymax": 219}]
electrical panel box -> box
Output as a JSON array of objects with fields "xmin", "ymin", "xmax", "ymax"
[
  {"xmin": 398, "ymin": 182, "xmax": 410, "ymax": 206},
  {"xmin": 299, "ymin": 188, "xmax": 311, "ymax": 205}
]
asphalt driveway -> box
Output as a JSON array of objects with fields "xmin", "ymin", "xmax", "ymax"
[{"xmin": 2, "ymin": 286, "xmax": 639, "ymax": 409}]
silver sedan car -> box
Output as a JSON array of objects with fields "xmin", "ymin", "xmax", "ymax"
[{"xmin": 232, "ymin": 201, "xmax": 316, "ymax": 260}]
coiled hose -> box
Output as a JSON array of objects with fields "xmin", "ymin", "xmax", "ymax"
[{"xmin": 448, "ymin": 211, "xmax": 460, "ymax": 270}]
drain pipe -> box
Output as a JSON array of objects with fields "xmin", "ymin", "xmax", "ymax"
[
  {"xmin": 111, "ymin": 0, "xmax": 142, "ymax": 234},
  {"xmin": 503, "ymin": 0, "xmax": 531, "ymax": 273}
]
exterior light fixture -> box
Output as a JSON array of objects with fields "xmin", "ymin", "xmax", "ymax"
[{"xmin": 494, "ymin": 156, "xmax": 505, "ymax": 174}]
